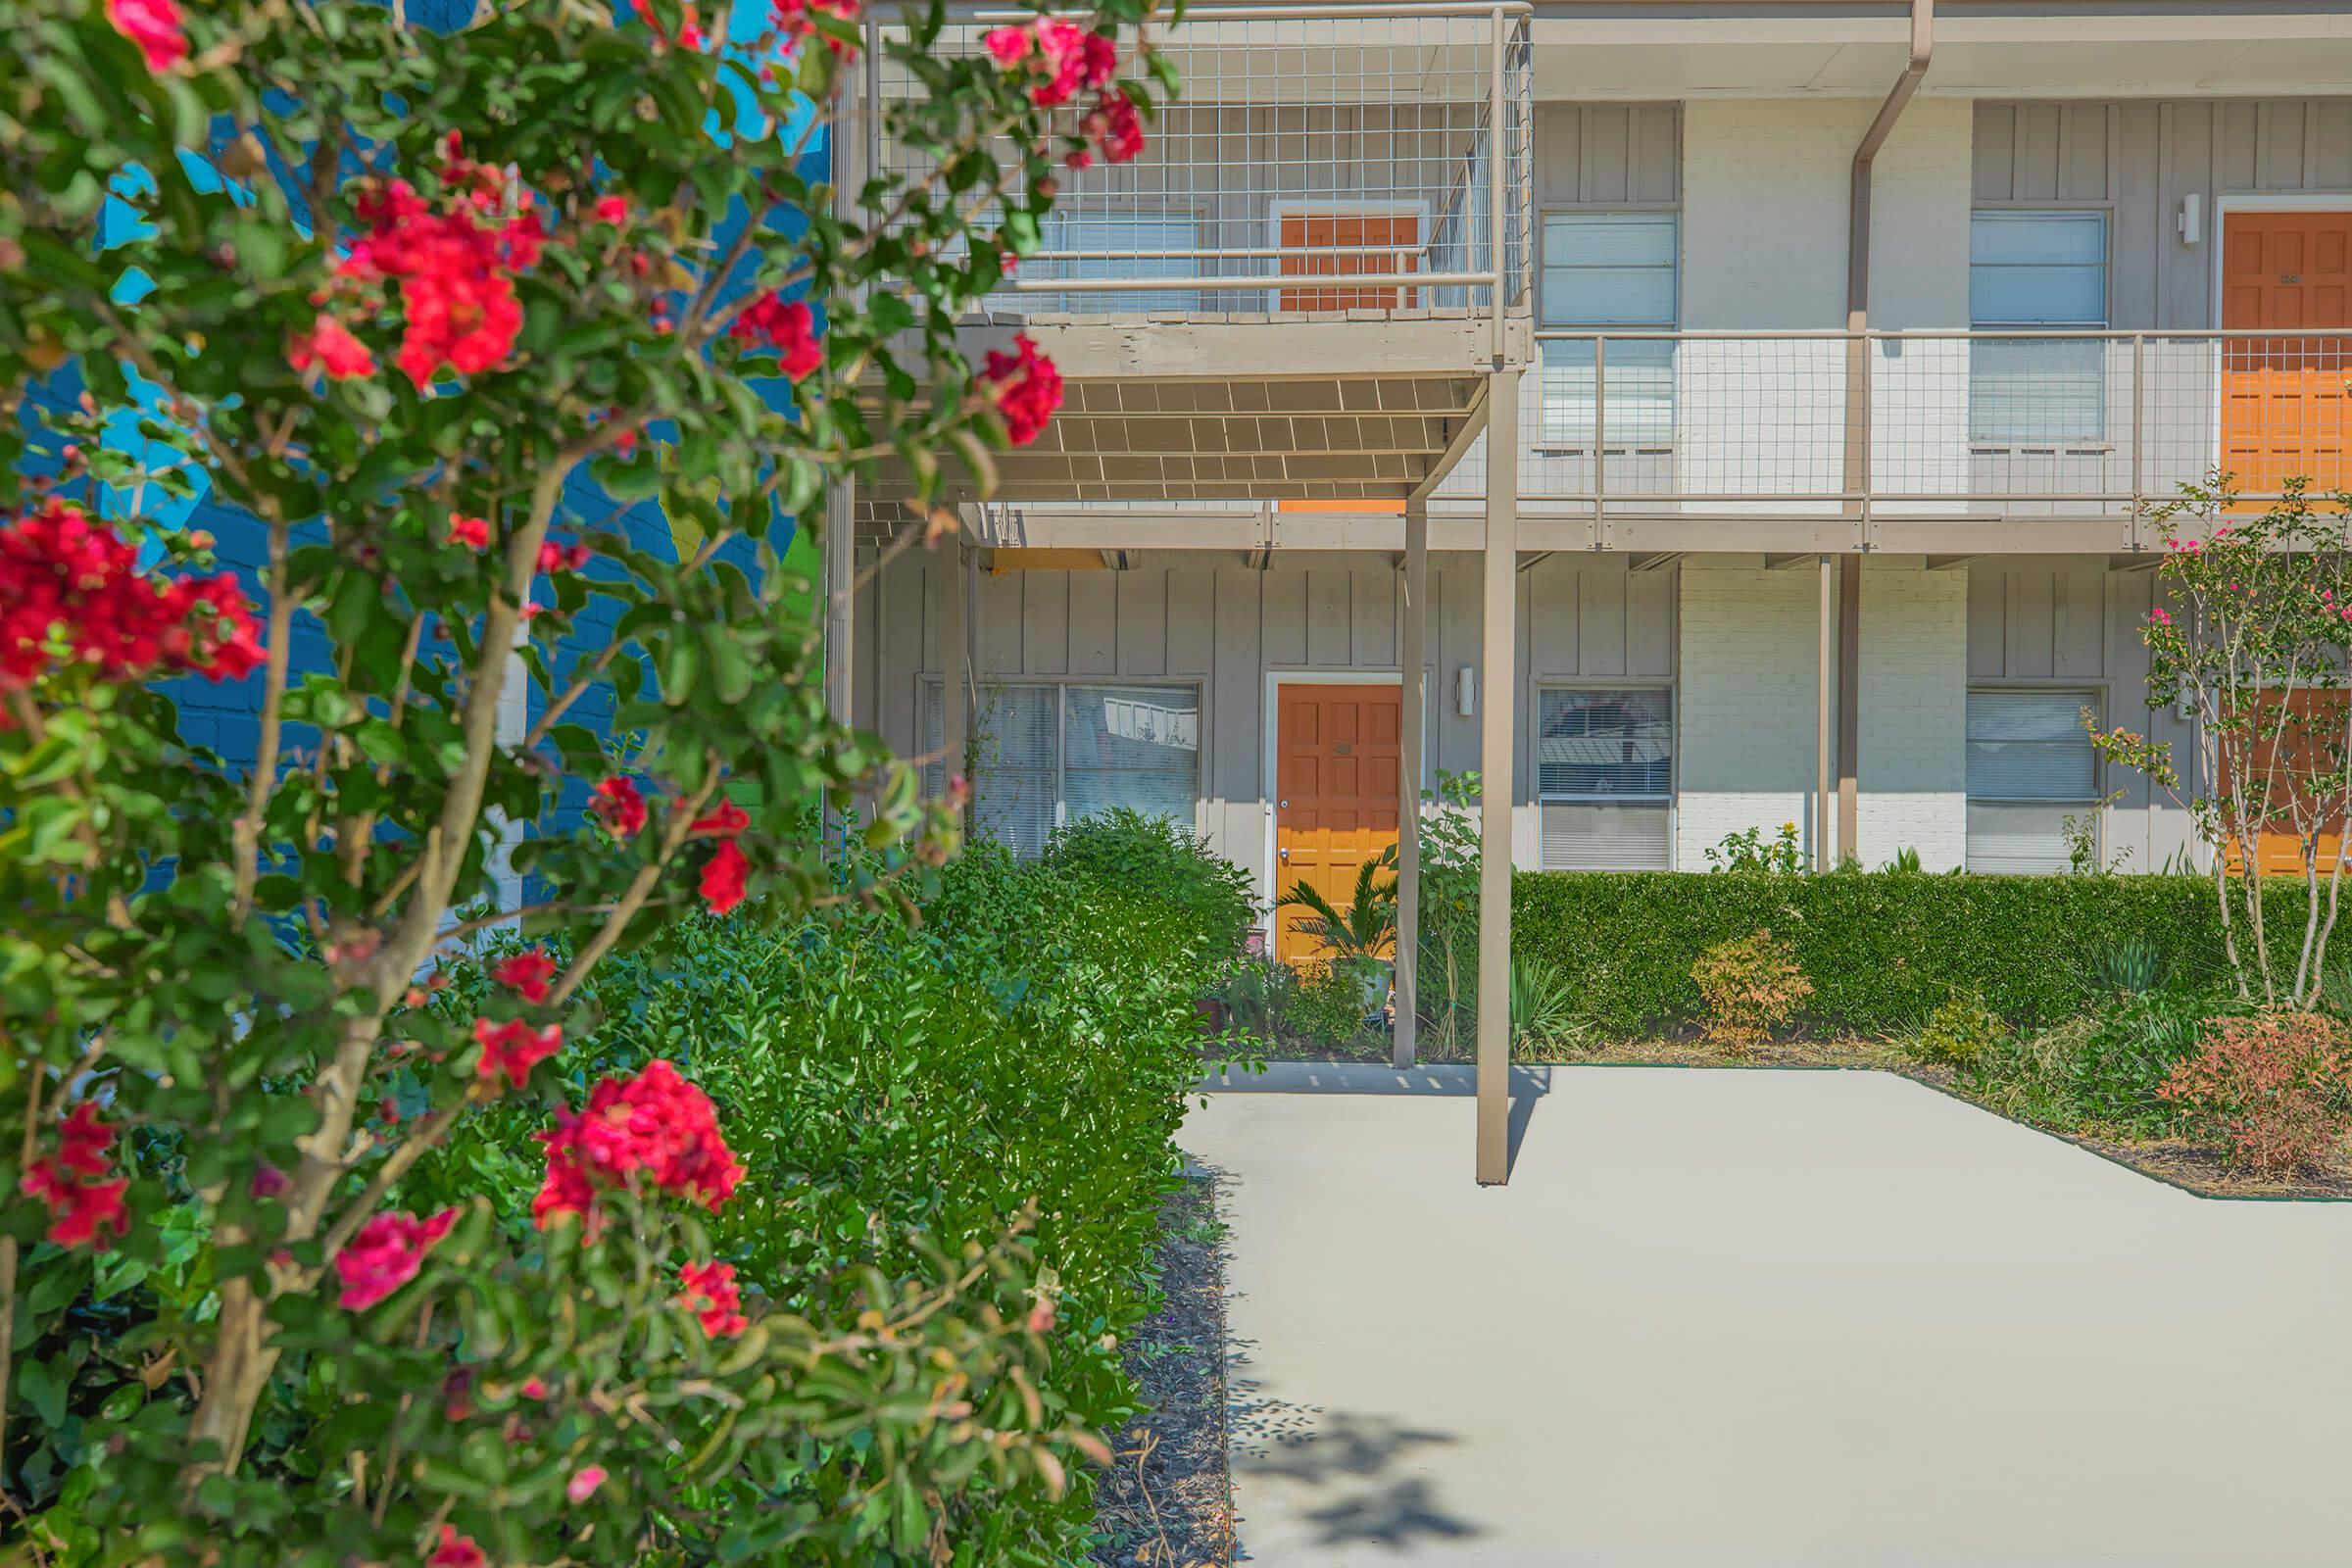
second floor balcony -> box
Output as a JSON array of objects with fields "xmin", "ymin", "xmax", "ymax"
[{"xmin": 879, "ymin": 2, "xmax": 1535, "ymax": 333}]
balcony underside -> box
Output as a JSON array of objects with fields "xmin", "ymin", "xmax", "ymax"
[{"xmin": 858, "ymin": 314, "xmax": 1521, "ymax": 522}]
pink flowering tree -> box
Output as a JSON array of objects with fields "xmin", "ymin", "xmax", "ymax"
[
  {"xmin": 2090, "ymin": 479, "xmax": 2352, "ymax": 1007},
  {"xmin": 0, "ymin": 0, "xmax": 1171, "ymax": 1558}
]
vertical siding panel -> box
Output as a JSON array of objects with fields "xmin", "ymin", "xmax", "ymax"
[
  {"xmin": 2102, "ymin": 570, "xmax": 2155, "ymax": 864},
  {"xmin": 2055, "ymin": 567, "xmax": 2107, "ymax": 677},
  {"xmin": 877, "ymin": 550, "xmax": 921, "ymax": 752},
  {"xmin": 1436, "ymin": 561, "xmax": 1480, "ymax": 774},
  {"xmin": 976, "ymin": 566, "xmax": 1022, "ymax": 678},
  {"xmin": 1974, "ymin": 103, "xmax": 2015, "ymax": 201},
  {"xmin": 1633, "ymin": 105, "xmax": 1680, "ymax": 202},
  {"xmin": 2259, "ymin": 102, "xmax": 2305, "ymax": 190},
  {"xmin": 2019, "ymin": 104, "xmax": 2062, "ymax": 201},
  {"xmin": 1305, "ymin": 568, "xmax": 1351, "ymax": 666},
  {"xmin": 2313, "ymin": 103, "xmax": 2352, "ymax": 189},
  {"xmin": 1349, "ymin": 568, "xmax": 1397, "ymax": 668},
  {"xmin": 856, "ymin": 547, "xmax": 885, "ymax": 740},
  {"xmin": 1537, "ymin": 103, "xmax": 1582, "ymax": 205},
  {"xmin": 2166, "ymin": 102, "xmax": 2213, "ymax": 326},
  {"xmin": 1166, "ymin": 568, "xmax": 1215, "ymax": 677},
  {"xmin": 1581, "ymin": 106, "xmax": 1631, "ymax": 205},
  {"xmin": 1967, "ymin": 566, "xmax": 2007, "ymax": 678},
  {"xmin": 2219, "ymin": 102, "xmax": 2259, "ymax": 190},
  {"xmin": 2006, "ymin": 570, "xmax": 2056, "ymax": 678},
  {"xmin": 918, "ymin": 561, "xmax": 940, "ymax": 674},
  {"xmin": 1209, "ymin": 570, "xmax": 1263, "ymax": 887},
  {"xmin": 1025, "ymin": 569, "xmax": 1069, "ymax": 676},
  {"xmin": 1627, "ymin": 565, "xmax": 1674, "ymax": 676},
  {"xmin": 2062, "ymin": 104, "xmax": 2108, "ymax": 200},
  {"xmin": 1578, "ymin": 565, "xmax": 1629, "ymax": 677},
  {"xmin": 1067, "ymin": 571, "xmax": 1117, "ymax": 674},
  {"xmin": 1260, "ymin": 569, "xmax": 1306, "ymax": 666},
  {"xmin": 1527, "ymin": 556, "xmax": 1578, "ymax": 675},
  {"xmin": 2113, "ymin": 101, "xmax": 2163, "ymax": 329},
  {"xmin": 1115, "ymin": 570, "xmax": 1166, "ymax": 677}
]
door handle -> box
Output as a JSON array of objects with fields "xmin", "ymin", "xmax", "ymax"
[
  {"xmin": 1278, "ymin": 799, "xmax": 1289, "ymax": 808},
  {"xmin": 1278, "ymin": 847, "xmax": 1290, "ymax": 861}
]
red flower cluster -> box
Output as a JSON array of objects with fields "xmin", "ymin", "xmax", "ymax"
[
  {"xmin": 986, "ymin": 20, "xmax": 1117, "ymax": 110},
  {"xmin": 691, "ymin": 797, "xmax": 752, "ymax": 913},
  {"xmin": 447, "ymin": 513, "xmax": 491, "ymax": 551},
  {"xmin": 768, "ymin": 0, "xmax": 859, "ymax": 56},
  {"xmin": 532, "ymin": 1060, "xmax": 744, "ymax": 1234},
  {"xmin": 286, "ymin": 315, "xmax": 374, "ymax": 380},
  {"xmin": 491, "ymin": 948, "xmax": 558, "ymax": 1003},
  {"xmin": 730, "ymin": 292, "xmax": 823, "ymax": 382},
  {"xmin": 333, "ymin": 1206, "xmax": 457, "ymax": 1310},
  {"xmin": 105, "ymin": 0, "xmax": 186, "ymax": 72},
  {"xmin": 474, "ymin": 1017, "xmax": 564, "ymax": 1090},
  {"xmin": 2, "ymin": 499, "xmax": 264, "ymax": 691},
  {"xmin": 676, "ymin": 1259, "xmax": 748, "ymax": 1338},
  {"xmin": 1083, "ymin": 88, "xmax": 1146, "ymax": 167},
  {"xmin": 592, "ymin": 775, "xmax": 649, "ymax": 837},
  {"xmin": 979, "ymin": 334, "xmax": 1062, "ymax": 447},
  {"xmin": 293, "ymin": 139, "xmax": 544, "ymax": 390},
  {"xmin": 428, "ymin": 1525, "xmax": 486, "ymax": 1568},
  {"xmin": 537, "ymin": 537, "xmax": 592, "ymax": 574},
  {"xmin": 632, "ymin": 0, "xmax": 710, "ymax": 51},
  {"xmin": 21, "ymin": 1104, "xmax": 129, "ymax": 1252}
]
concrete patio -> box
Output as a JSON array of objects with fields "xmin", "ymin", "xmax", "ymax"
[{"xmin": 1182, "ymin": 1062, "xmax": 2352, "ymax": 1566}]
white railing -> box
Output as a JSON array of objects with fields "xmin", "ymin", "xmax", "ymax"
[
  {"xmin": 873, "ymin": 3, "xmax": 1534, "ymax": 331},
  {"xmin": 1428, "ymin": 329, "xmax": 2352, "ymax": 531}
]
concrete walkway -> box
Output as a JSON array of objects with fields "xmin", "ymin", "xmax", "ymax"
[{"xmin": 1182, "ymin": 1062, "xmax": 2352, "ymax": 1566}]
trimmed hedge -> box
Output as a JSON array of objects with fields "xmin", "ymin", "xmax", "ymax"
[{"xmin": 1513, "ymin": 871, "xmax": 2308, "ymax": 1035}]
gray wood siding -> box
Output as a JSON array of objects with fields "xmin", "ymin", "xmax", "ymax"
[
  {"xmin": 1973, "ymin": 100, "xmax": 2352, "ymax": 330},
  {"xmin": 1965, "ymin": 560, "xmax": 2195, "ymax": 871},
  {"xmin": 1536, "ymin": 104, "xmax": 1681, "ymax": 208},
  {"xmin": 871, "ymin": 549, "xmax": 1676, "ymax": 892}
]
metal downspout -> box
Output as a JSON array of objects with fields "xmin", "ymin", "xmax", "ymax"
[{"xmin": 1833, "ymin": 0, "xmax": 1934, "ymax": 866}]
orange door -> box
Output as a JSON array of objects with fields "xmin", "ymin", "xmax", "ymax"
[
  {"xmin": 2222, "ymin": 688, "xmax": 2351, "ymax": 875},
  {"xmin": 1278, "ymin": 212, "xmax": 1420, "ymax": 312},
  {"xmin": 2222, "ymin": 212, "xmax": 2352, "ymax": 504},
  {"xmin": 1274, "ymin": 684, "xmax": 1401, "ymax": 966}
]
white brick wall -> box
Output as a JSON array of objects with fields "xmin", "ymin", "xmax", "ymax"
[
  {"xmin": 1677, "ymin": 558, "xmax": 1822, "ymax": 867},
  {"xmin": 1858, "ymin": 557, "xmax": 1968, "ymax": 870}
]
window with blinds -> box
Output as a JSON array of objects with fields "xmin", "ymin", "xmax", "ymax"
[
  {"xmin": 1539, "ymin": 213, "xmax": 1678, "ymax": 449},
  {"xmin": 925, "ymin": 681, "xmax": 1200, "ymax": 857},
  {"xmin": 1965, "ymin": 687, "xmax": 2099, "ymax": 873},
  {"xmin": 1536, "ymin": 686, "xmax": 1673, "ymax": 870},
  {"xmin": 1040, "ymin": 210, "xmax": 1200, "ymax": 314},
  {"xmin": 1969, "ymin": 210, "xmax": 2108, "ymax": 445}
]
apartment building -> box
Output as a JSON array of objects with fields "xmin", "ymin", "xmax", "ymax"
[{"xmin": 837, "ymin": 2, "xmax": 2352, "ymax": 1046}]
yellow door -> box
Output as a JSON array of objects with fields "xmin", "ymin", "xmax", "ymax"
[
  {"xmin": 1274, "ymin": 684, "xmax": 1401, "ymax": 966},
  {"xmin": 2222, "ymin": 211, "xmax": 2351, "ymax": 504}
]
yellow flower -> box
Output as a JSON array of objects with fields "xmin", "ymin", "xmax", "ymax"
[{"xmin": 1781, "ymin": 821, "xmax": 1796, "ymax": 833}]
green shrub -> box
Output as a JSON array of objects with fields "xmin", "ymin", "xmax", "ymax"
[
  {"xmin": 1039, "ymin": 808, "xmax": 1259, "ymax": 957},
  {"xmin": 1514, "ymin": 871, "xmax": 2294, "ymax": 1035},
  {"xmin": 1277, "ymin": 959, "xmax": 1380, "ymax": 1051},
  {"xmin": 2068, "ymin": 987, "xmax": 2222, "ymax": 1133},
  {"xmin": 409, "ymin": 850, "xmax": 1233, "ymax": 1561},
  {"xmin": 1915, "ymin": 991, "xmax": 2009, "ymax": 1067}
]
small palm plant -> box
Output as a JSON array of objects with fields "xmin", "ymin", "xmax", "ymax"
[{"xmin": 1276, "ymin": 847, "xmax": 1399, "ymax": 961}]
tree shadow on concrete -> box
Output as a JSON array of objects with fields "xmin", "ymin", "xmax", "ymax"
[{"xmin": 1227, "ymin": 1388, "xmax": 1477, "ymax": 1555}]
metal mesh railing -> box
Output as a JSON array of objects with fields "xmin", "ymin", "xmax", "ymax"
[
  {"xmin": 1432, "ymin": 329, "xmax": 2352, "ymax": 519},
  {"xmin": 873, "ymin": 3, "xmax": 1534, "ymax": 320}
]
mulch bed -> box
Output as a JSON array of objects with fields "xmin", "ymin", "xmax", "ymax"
[{"xmin": 1091, "ymin": 1170, "xmax": 1235, "ymax": 1568}]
